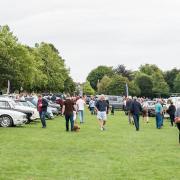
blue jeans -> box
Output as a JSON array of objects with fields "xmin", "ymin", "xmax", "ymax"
[
  {"xmin": 156, "ymin": 113, "xmax": 162, "ymax": 129},
  {"xmin": 133, "ymin": 114, "xmax": 140, "ymax": 131},
  {"xmin": 79, "ymin": 110, "xmax": 84, "ymax": 123},
  {"xmin": 65, "ymin": 114, "xmax": 74, "ymax": 131},
  {"xmin": 39, "ymin": 111, "xmax": 46, "ymax": 127}
]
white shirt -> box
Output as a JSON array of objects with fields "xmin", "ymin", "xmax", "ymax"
[
  {"xmin": 89, "ymin": 100, "xmax": 95, "ymax": 107},
  {"xmin": 76, "ymin": 98, "xmax": 85, "ymax": 111}
]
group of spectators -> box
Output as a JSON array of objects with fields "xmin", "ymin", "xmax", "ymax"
[
  {"xmin": 12, "ymin": 92, "xmax": 180, "ymax": 143},
  {"xmin": 124, "ymin": 96, "xmax": 180, "ymax": 143},
  {"xmin": 61, "ymin": 94, "xmax": 109, "ymax": 131}
]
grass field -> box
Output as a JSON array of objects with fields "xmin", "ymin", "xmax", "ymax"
[{"xmin": 0, "ymin": 110, "xmax": 179, "ymax": 180}]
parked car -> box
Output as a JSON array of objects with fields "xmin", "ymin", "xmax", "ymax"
[
  {"xmin": 0, "ymin": 106, "xmax": 27, "ymax": 127},
  {"xmin": 25, "ymin": 97, "xmax": 54, "ymax": 119},
  {"xmin": 143, "ymin": 100, "xmax": 169, "ymax": 118},
  {"xmin": 14, "ymin": 100, "xmax": 40, "ymax": 119},
  {"xmin": 143, "ymin": 101, "xmax": 156, "ymax": 117},
  {"xmin": 168, "ymin": 97, "xmax": 180, "ymax": 108},
  {"xmin": 0, "ymin": 97, "xmax": 35, "ymax": 123},
  {"xmin": 49, "ymin": 101, "xmax": 60, "ymax": 109},
  {"xmin": 39, "ymin": 98, "xmax": 59, "ymax": 116},
  {"xmin": 106, "ymin": 95, "xmax": 124, "ymax": 110}
]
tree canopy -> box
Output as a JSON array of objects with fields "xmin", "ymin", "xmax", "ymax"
[
  {"xmin": 87, "ymin": 66, "xmax": 113, "ymax": 90},
  {"xmin": 0, "ymin": 25, "xmax": 75, "ymax": 93},
  {"xmin": 87, "ymin": 64, "xmax": 179, "ymax": 97}
]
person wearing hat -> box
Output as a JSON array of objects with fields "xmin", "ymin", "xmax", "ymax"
[{"xmin": 130, "ymin": 97, "xmax": 142, "ymax": 131}]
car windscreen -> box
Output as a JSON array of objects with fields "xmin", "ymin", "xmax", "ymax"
[
  {"xmin": 20, "ymin": 101, "xmax": 29, "ymax": 107},
  {"xmin": 27, "ymin": 101, "xmax": 36, "ymax": 108}
]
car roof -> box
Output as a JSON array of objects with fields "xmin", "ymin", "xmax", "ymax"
[{"xmin": 14, "ymin": 100, "xmax": 26, "ymax": 102}]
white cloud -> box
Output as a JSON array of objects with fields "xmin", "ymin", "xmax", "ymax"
[{"xmin": 1, "ymin": 0, "xmax": 180, "ymax": 82}]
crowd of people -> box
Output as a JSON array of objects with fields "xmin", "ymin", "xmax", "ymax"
[
  {"xmin": 60, "ymin": 94, "xmax": 108, "ymax": 132},
  {"xmin": 9, "ymin": 92, "xmax": 180, "ymax": 144},
  {"xmin": 124, "ymin": 97, "xmax": 179, "ymax": 128},
  {"xmin": 35, "ymin": 95, "xmax": 180, "ymax": 136}
]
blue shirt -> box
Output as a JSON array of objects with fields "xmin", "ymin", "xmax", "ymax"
[{"xmin": 155, "ymin": 103, "xmax": 163, "ymax": 113}]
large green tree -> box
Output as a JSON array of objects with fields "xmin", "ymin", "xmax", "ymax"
[
  {"xmin": 34, "ymin": 42, "xmax": 69, "ymax": 92},
  {"xmin": 83, "ymin": 81, "xmax": 95, "ymax": 95},
  {"xmin": 64, "ymin": 76, "xmax": 76, "ymax": 94},
  {"xmin": 0, "ymin": 25, "xmax": 74, "ymax": 93},
  {"xmin": 152, "ymin": 72, "xmax": 169, "ymax": 97},
  {"xmin": 128, "ymin": 81, "xmax": 141, "ymax": 97},
  {"xmin": 114, "ymin": 64, "xmax": 133, "ymax": 80},
  {"xmin": 87, "ymin": 66, "xmax": 113, "ymax": 90},
  {"xmin": 107, "ymin": 75, "xmax": 128, "ymax": 96},
  {"xmin": 174, "ymin": 73, "xmax": 180, "ymax": 93},
  {"xmin": 97, "ymin": 75, "xmax": 112, "ymax": 95},
  {"xmin": 0, "ymin": 25, "xmax": 37, "ymax": 91},
  {"xmin": 164, "ymin": 68, "xmax": 180, "ymax": 93},
  {"xmin": 135, "ymin": 73, "xmax": 153, "ymax": 97},
  {"xmin": 139, "ymin": 64, "xmax": 162, "ymax": 76}
]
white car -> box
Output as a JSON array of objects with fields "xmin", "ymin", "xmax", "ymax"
[
  {"xmin": 0, "ymin": 109, "xmax": 27, "ymax": 127},
  {"xmin": 14, "ymin": 100, "xmax": 40, "ymax": 120},
  {"xmin": 0, "ymin": 97, "xmax": 35, "ymax": 123},
  {"xmin": 168, "ymin": 97, "xmax": 180, "ymax": 108}
]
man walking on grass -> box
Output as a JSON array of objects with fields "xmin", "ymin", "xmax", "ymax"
[
  {"xmin": 131, "ymin": 97, "xmax": 142, "ymax": 131},
  {"xmin": 95, "ymin": 94, "xmax": 108, "ymax": 131},
  {"xmin": 62, "ymin": 94, "xmax": 74, "ymax": 132},
  {"xmin": 126, "ymin": 96, "xmax": 133, "ymax": 124},
  {"xmin": 37, "ymin": 95, "xmax": 48, "ymax": 128},
  {"xmin": 155, "ymin": 99, "xmax": 163, "ymax": 129}
]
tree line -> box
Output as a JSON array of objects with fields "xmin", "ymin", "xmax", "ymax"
[
  {"xmin": 1, "ymin": 25, "xmax": 180, "ymax": 97},
  {"xmin": 0, "ymin": 25, "xmax": 76, "ymax": 94},
  {"xmin": 85, "ymin": 64, "xmax": 180, "ymax": 97}
]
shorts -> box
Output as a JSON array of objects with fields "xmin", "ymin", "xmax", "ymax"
[{"xmin": 97, "ymin": 111, "xmax": 107, "ymax": 121}]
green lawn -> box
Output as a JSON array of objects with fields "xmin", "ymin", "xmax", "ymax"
[{"xmin": 0, "ymin": 110, "xmax": 179, "ymax": 180}]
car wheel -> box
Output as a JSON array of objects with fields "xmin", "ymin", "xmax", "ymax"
[{"xmin": 0, "ymin": 115, "xmax": 13, "ymax": 127}]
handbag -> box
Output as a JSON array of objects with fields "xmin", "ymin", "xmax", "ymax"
[{"xmin": 175, "ymin": 117, "xmax": 180, "ymax": 124}]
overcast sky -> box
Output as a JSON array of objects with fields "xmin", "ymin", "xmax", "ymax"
[{"xmin": 1, "ymin": 0, "xmax": 180, "ymax": 82}]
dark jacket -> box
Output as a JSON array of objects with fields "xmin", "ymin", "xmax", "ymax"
[
  {"xmin": 126, "ymin": 100, "xmax": 132, "ymax": 111},
  {"xmin": 131, "ymin": 100, "xmax": 142, "ymax": 115},
  {"xmin": 167, "ymin": 104, "xmax": 176, "ymax": 116},
  {"xmin": 63, "ymin": 99, "xmax": 74, "ymax": 116},
  {"xmin": 42, "ymin": 98, "xmax": 48, "ymax": 112}
]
